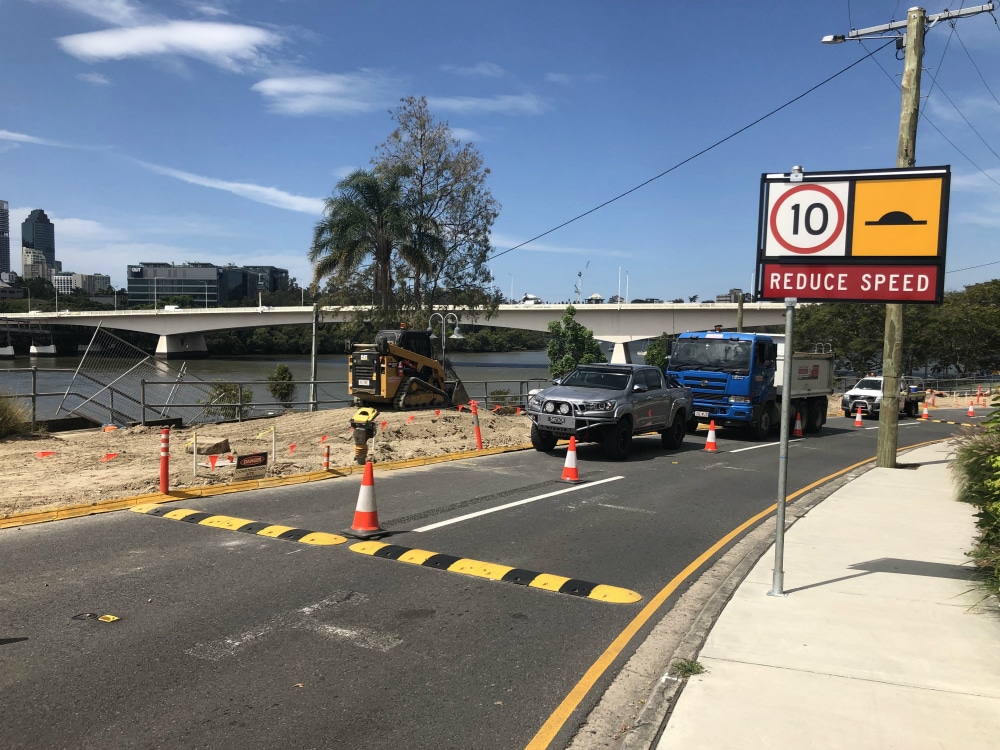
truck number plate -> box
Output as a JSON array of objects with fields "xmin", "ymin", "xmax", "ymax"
[
  {"xmin": 358, "ymin": 379, "xmax": 371, "ymax": 386},
  {"xmin": 695, "ymin": 410, "xmax": 709, "ymax": 418}
]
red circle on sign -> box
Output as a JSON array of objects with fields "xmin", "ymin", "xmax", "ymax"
[{"xmin": 769, "ymin": 183, "xmax": 845, "ymax": 254}]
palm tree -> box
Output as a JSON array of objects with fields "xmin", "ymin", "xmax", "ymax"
[{"xmin": 309, "ymin": 168, "xmax": 416, "ymax": 311}]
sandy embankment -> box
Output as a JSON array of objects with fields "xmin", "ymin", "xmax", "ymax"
[{"xmin": 0, "ymin": 406, "xmax": 533, "ymax": 518}]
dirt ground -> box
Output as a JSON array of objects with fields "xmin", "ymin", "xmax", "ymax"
[{"xmin": 0, "ymin": 406, "xmax": 533, "ymax": 518}]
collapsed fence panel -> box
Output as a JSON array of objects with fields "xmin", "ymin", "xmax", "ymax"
[{"xmin": 56, "ymin": 326, "xmax": 235, "ymax": 426}]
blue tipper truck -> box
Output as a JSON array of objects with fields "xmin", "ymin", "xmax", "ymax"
[{"xmin": 666, "ymin": 331, "xmax": 835, "ymax": 440}]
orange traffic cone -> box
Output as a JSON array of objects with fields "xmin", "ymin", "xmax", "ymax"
[
  {"xmin": 344, "ymin": 462, "xmax": 385, "ymax": 538},
  {"xmin": 793, "ymin": 411, "xmax": 804, "ymax": 437},
  {"xmin": 854, "ymin": 406, "xmax": 864, "ymax": 427},
  {"xmin": 704, "ymin": 420, "xmax": 718, "ymax": 452},
  {"xmin": 968, "ymin": 402, "xmax": 976, "ymax": 418},
  {"xmin": 559, "ymin": 436, "xmax": 582, "ymax": 483},
  {"xmin": 920, "ymin": 404, "xmax": 930, "ymax": 420}
]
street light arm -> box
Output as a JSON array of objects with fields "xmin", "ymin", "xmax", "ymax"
[{"xmin": 823, "ymin": 1, "xmax": 993, "ymax": 41}]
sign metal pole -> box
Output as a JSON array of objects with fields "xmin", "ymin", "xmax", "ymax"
[{"xmin": 768, "ymin": 297, "xmax": 796, "ymax": 597}]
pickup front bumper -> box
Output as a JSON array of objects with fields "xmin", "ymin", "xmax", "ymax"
[
  {"xmin": 842, "ymin": 396, "xmax": 879, "ymax": 415},
  {"xmin": 530, "ymin": 410, "xmax": 618, "ymax": 438}
]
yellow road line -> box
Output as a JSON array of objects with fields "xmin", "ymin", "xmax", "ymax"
[{"xmin": 524, "ymin": 439, "xmax": 950, "ymax": 748}]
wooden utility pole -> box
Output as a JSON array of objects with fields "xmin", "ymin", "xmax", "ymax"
[{"xmin": 877, "ymin": 7, "xmax": 925, "ymax": 469}]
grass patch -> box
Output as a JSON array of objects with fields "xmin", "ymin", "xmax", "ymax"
[
  {"xmin": 672, "ymin": 659, "xmax": 707, "ymax": 678},
  {"xmin": 0, "ymin": 393, "xmax": 32, "ymax": 438}
]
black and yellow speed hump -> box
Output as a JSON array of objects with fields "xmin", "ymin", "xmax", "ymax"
[
  {"xmin": 350, "ymin": 541, "xmax": 641, "ymax": 604},
  {"xmin": 130, "ymin": 504, "xmax": 346, "ymax": 546}
]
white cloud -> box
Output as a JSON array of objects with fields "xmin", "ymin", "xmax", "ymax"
[
  {"xmin": 545, "ymin": 72, "xmax": 606, "ymax": 86},
  {"xmin": 332, "ymin": 165, "xmax": 360, "ymax": 180},
  {"xmin": 43, "ymin": 0, "xmax": 154, "ymax": 26},
  {"xmin": 251, "ymin": 71, "xmax": 392, "ymax": 115},
  {"xmin": 182, "ymin": 1, "xmax": 231, "ymax": 18},
  {"xmin": 448, "ymin": 127, "xmax": 480, "ymax": 142},
  {"xmin": 924, "ymin": 92, "xmax": 1000, "ymax": 126},
  {"xmin": 77, "ymin": 72, "xmax": 111, "ymax": 85},
  {"xmin": 8, "ymin": 205, "xmax": 315, "ymax": 287},
  {"xmin": 950, "ymin": 167, "xmax": 1000, "ymax": 192},
  {"xmin": 0, "ymin": 129, "xmax": 72, "ymax": 147},
  {"xmin": 10, "ymin": 207, "xmax": 127, "ymax": 242},
  {"xmin": 442, "ymin": 62, "xmax": 505, "ymax": 78},
  {"xmin": 427, "ymin": 93, "xmax": 547, "ymax": 115},
  {"xmin": 57, "ymin": 21, "xmax": 282, "ymax": 72},
  {"xmin": 489, "ymin": 233, "xmax": 629, "ymax": 257},
  {"xmin": 136, "ymin": 160, "xmax": 325, "ymax": 214}
]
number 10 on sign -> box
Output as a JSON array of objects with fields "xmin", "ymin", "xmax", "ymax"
[{"xmin": 765, "ymin": 182, "xmax": 849, "ymax": 258}]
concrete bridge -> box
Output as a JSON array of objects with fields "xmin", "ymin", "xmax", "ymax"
[{"xmin": 1, "ymin": 302, "xmax": 787, "ymax": 360}]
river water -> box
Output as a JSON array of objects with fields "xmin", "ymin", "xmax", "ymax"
[{"xmin": 0, "ymin": 350, "xmax": 553, "ymax": 419}]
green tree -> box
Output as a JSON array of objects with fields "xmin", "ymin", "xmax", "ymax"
[
  {"xmin": 924, "ymin": 281, "xmax": 1000, "ymax": 375},
  {"xmin": 546, "ymin": 305, "xmax": 606, "ymax": 379},
  {"xmin": 795, "ymin": 302, "xmax": 886, "ymax": 373},
  {"xmin": 309, "ymin": 167, "xmax": 414, "ymax": 322},
  {"xmin": 374, "ymin": 96, "xmax": 500, "ymax": 313},
  {"xmin": 795, "ymin": 281, "xmax": 1000, "ymax": 378},
  {"xmin": 643, "ymin": 333, "xmax": 675, "ymax": 369},
  {"xmin": 203, "ymin": 383, "xmax": 254, "ymax": 421},
  {"xmin": 267, "ymin": 363, "xmax": 297, "ymax": 408}
]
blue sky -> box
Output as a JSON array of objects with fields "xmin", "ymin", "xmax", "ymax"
[{"xmin": 2, "ymin": 1, "xmax": 998, "ymax": 302}]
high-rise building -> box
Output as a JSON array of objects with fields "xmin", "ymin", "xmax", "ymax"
[
  {"xmin": 0, "ymin": 200, "xmax": 10, "ymax": 274},
  {"xmin": 53, "ymin": 271, "xmax": 75, "ymax": 295},
  {"xmin": 244, "ymin": 265, "xmax": 290, "ymax": 293},
  {"xmin": 22, "ymin": 209, "xmax": 55, "ymax": 269},
  {"xmin": 21, "ymin": 247, "xmax": 51, "ymax": 281}
]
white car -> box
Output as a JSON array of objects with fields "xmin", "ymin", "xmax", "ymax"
[{"xmin": 841, "ymin": 375, "xmax": 924, "ymax": 419}]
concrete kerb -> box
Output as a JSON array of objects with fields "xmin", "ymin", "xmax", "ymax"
[{"xmin": 0, "ymin": 443, "xmax": 534, "ymax": 530}]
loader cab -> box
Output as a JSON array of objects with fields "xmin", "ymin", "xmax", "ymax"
[{"xmin": 374, "ymin": 329, "xmax": 434, "ymax": 359}]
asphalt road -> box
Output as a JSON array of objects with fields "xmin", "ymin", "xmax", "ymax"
[{"xmin": 1, "ymin": 410, "xmax": 975, "ymax": 750}]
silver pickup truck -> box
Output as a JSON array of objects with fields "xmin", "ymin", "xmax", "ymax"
[{"xmin": 527, "ymin": 363, "xmax": 693, "ymax": 460}]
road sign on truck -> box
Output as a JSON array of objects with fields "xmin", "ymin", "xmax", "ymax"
[{"xmin": 666, "ymin": 331, "xmax": 834, "ymax": 440}]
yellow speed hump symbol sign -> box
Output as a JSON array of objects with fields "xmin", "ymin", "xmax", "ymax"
[{"xmin": 852, "ymin": 177, "xmax": 943, "ymax": 256}]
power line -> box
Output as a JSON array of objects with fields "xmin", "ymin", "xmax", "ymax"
[
  {"xmin": 925, "ymin": 75, "xmax": 1000, "ymax": 163},
  {"xmin": 487, "ymin": 40, "xmax": 895, "ymax": 263},
  {"xmin": 952, "ymin": 23, "xmax": 1000, "ymax": 108},
  {"xmin": 859, "ymin": 23, "xmax": 1000, "ymax": 191},
  {"xmin": 948, "ymin": 258, "xmax": 1000, "ymax": 274}
]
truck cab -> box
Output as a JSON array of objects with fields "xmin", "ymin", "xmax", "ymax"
[{"xmin": 667, "ymin": 331, "xmax": 834, "ymax": 439}]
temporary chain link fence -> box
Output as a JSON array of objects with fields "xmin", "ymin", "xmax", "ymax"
[{"xmin": 57, "ymin": 325, "xmax": 236, "ymax": 426}]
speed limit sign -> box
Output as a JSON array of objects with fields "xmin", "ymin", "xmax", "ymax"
[{"xmin": 765, "ymin": 182, "xmax": 849, "ymax": 257}]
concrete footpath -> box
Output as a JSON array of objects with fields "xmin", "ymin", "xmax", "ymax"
[{"xmin": 655, "ymin": 441, "xmax": 1000, "ymax": 750}]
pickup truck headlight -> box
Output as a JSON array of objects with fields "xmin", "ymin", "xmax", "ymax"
[
  {"xmin": 728, "ymin": 396, "xmax": 750, "ymax": 404},
  {"xmin": 528, "ymin": 395, "xmax": 543, "ymax": 410},
  {"xmin": 542, "ymin": 401, "xmax": 572, "ymax": 415},
  {"xmin": 580, "ymin": 401, "xmax": 615, "ymax": 412}
]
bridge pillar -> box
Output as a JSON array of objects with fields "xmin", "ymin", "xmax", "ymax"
[
  {"xmin": 609, "ymin": 342, "xmax": 637, "ymax": 364},
  {"xmin": 155, "ymin": 333, "xmax": 208, "ymax": 359}
]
